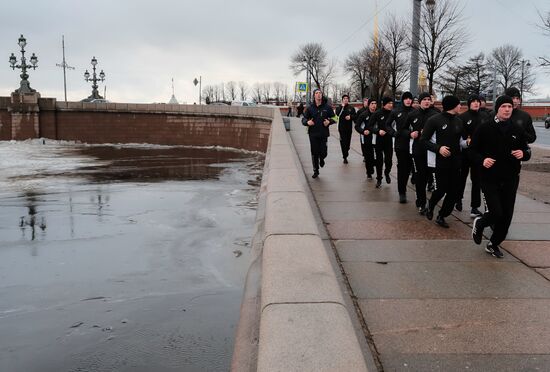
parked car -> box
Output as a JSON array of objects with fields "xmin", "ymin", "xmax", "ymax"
[
  {"xmin": 231, "ymin": 100, "xmax": 257, "ymax": 107},
  {"xmin": 545, "ymin": 116, "xmax": 550, "ymax": 129},
  {"xmin": 89, "ymin": 99, "xmax": 110, "ymax": 103}
]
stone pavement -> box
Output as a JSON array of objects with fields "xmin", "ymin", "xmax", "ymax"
[{"xmin": 288, "ymin": 117, "xmax": 550, "ymax": 371}]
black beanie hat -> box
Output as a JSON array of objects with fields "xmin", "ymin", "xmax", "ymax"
[
  {"xmin": 495, "ymin": 95, "xmax": 514, "ymax": 112},
  {"xmin": 382, "ymin": 96, "xmax": 393, "ymax": 106},
  {"xmin": 505, "ymin": 87, "xmax": 521, "ymax": 98},
  {"xmin": 401, "ymin": 91, "xmax": 413, "ymax": 101},
  {"xmin": 442, "ymin": 95, "xmax": 461, "ymax": 111},
  {"xmin": 418, "ymin": 92, "xmax": 431, "ymax": 102},
  {"xmin": 467, "ymin": 94, "xmax": 481, "ymax": 108}
]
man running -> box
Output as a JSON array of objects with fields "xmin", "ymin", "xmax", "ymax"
[
  {"xmin": 335, "ymin": 94, "xmax": 356, "ymax": 164},
  {"xmin": 354, "ymin": 98, "xmax": 377, "ymax": 179}
]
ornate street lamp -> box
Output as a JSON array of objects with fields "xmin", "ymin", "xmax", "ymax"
[
  {"xmin": 410, "ymin": 0, "xmax": 435, "ymax": 96},
  {"xmin": 84, "ymin": 56, "xmax": 106, "ymax": 100},
  {"xmin": 9, "ymin": 34, "xmax": 39, "ymax": 94}
]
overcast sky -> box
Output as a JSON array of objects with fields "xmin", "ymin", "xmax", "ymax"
[{"xmin": 0, "ymin": 0, "xmax": 549, "ymax": 103}]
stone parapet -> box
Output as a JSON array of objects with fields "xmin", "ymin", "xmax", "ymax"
[{"xmin": 232, "ymin": 110, "xmax": 368, "ymax": 371}]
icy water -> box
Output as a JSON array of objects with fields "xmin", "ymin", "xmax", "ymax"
[{"xmin": 0, "ymin": 140, "xmax": 264, "ymax": 372}]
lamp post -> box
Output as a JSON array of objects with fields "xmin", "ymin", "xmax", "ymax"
[
  {"xmin": 9, "ymin": 34, "xmax": 39, "ymax": 94},
  {"xmin": 410, "ymin": 0, "xmax": 435, "ymax": 96},
  {"xmin": 84, "ymin": 56, "xmax": 105, "ymax": 100},
  {"xmin": 56, "ymin": 35, "xmax": 75, "ymax": 103},
  {"xmin": 517, "ymin": 59, "xmax": 530, "ymax": 107}
]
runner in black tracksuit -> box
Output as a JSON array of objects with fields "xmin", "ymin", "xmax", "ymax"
[
  {"xmin": 505, "ymin": 87, "xmax": 537, "ymax": 144},
  {"xmin": 302, "ymin": 89, "xmax": 336, "ymax": 178},
  {"xmin": 470, "ymin": 95, "xmax": 531, "ymax": 258},
  {"xmin": 406, "ymin": 92, "xmax": 439, "ymax": 213},
  {"xmin": 456, "ymin": 94, "xmax": 489, "ymax": 217},
  {"xmin": 367, "ymin": 97, "xmax": 394, "ymax": 188},
  {"xmin": 335, "ymin": 94, "xmax": 356, "ymax": 163},
  {"xmin": 420, "ymin": 95, "xmax": 465, "ymax": 228},
  {"xmin": 354, "ymin": 98, "xmax": 377, "ymax": 178},
  {"xmin": 384, "ymin": 92, "xmax": 415, "ymax": 203}
]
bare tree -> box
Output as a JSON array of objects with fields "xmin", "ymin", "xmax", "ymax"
[
  {"xmin": 462, "ymin": 53, "xmax": 491, "ymax": 95},
  {"xmin": 489, "ymin": 44, "xmax": 536, "ymax": 93},
  {"xmin": 537, "ymin": 9, "xmax": 550, "ymax": 67},
  {"xmin": 262, "ymin": 82, "xmax": 272, "ymax": 103},
  {"xmin": 382, "ymin": 14, "xmax": 410, "ymax": 98},
  {"xmin": 238, "ymin": 81, "xmax": 248, "ymax": 101},
  {"xmin": 366, "ymin": 39, "xmax": 391, "ymax": 101},
  {"xmin": 252, "ymin": 83, "xmax": 263, "ymax": 103},
  {"xmin": 202, "ymin": 85, "xmax": 215, "ymax": 104},
  {"xmin": 415, "ymin": 0, "xmax": 469, "ymax": 94},
  {"xmin": 272, "ymin": 82, "xmax": 288, "ymax": 103},
  {"xmin": 345, "ymin": 48, "xmax": 370, "ymax": 99},
  {"xmin": 290, "ymin": 42, "xmax": 334, "ymax": 92},
  {"xmin": 225, "ymin": 81, "xmax": 237, "ymax": 101},
  {"xmin": 437, "ymin": 64, "xmax": 468, "ymax": 99}
]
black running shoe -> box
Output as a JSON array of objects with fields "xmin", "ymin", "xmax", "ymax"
[
  {"xmin": 418, "ymin": 206, "xmax": 426, "ymax": 215},
  {"xmin": 320, "ymin": 159, "xmax": 325, "ymax": 168},
  {"xmin": 343, "ymin": 158, "xmax": 348, "ymax": 164},
  {"xmin": 367, "ymin": 173, "xmax": 373, "ymax": 180},
  {"xmin": 426, "ymin": 205, "xmax": 434, "ymax": 221},
  {"xmin": 375, "ymin": 180, "xmax": 382, "ymax": 188},
  {"xmin": 435, "ymin": 215, "xmax": 449, "ymax": 228},
  {"xmin": 385, "ymin": 174, "xmax": 391, "ymax": 184},
  {"xmin": 470, "ymin": 208, "xmax": 482, "ymax": 217},
  {"xmin": 399, "ymin": 194, "xmax": 407, "ymax": 204},
  {"xmin": 455, "ymin": 201, "xmax": 463, "ymax": 212},
  {"xmin": 472, "ymin": 216, "xmax": 483, "ymax": 245},
  {"xmin": 312, "ymin": 170, "xmax": 319, "ymax": 178},
  {"xmin": 485, "ymin": 242, "xmax": 504, "ymax": 258}
]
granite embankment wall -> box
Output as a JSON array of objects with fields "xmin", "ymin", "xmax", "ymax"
[
  {"xmin": 0, "ymin": 98, "xmax": 272, "ymax": 151},
  {"xmin": 232, "ymin": 110, "xmax": 368, "ymax": 371}
]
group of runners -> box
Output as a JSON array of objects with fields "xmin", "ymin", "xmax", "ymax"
[{"xmin": 301, "ymin": 87, "xmax": 535, "ymax": 258}]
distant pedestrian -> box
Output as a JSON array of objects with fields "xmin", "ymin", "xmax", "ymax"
[
  {"xmin": 354, "ymin": 98, "xmax": 377, "ymax": 179},
  {"xmin": 421, "ymin": 95, "xmax": 464, "ymax": 228},
  {"xmin": 470, "ymin": 95, "xmax": 531, "ymax": 258},
  {"xmin": 367, "ymin": 97, "xmax": 394, "ymax": 188},
  {"xmin": 296, "ymin": 102, "xmax": 305, "ymax": 118},
  {"xmin": 302, "ymin": 89, "xmax": 336, "ymax": 178},
  {"xmin": 505, "ymin": 87, "xmax": 537, "ymax": 144},
  {"xmin": 456, "ymin": 94, "xmax": 488, "ymax": 216},
  {"xmin": 336, "ymin": 94, "xmax": 356, "ymax": 164}
]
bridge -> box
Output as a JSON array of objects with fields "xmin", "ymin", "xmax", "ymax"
[{"xmin": 2, "ymin": 92, "xmax": 550, "ymax": 371}]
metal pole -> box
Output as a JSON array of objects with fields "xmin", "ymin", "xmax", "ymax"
[
  {"xmin": 62, "ymin": 36, "xmax": 67, "ymax": 102},
  {"xmin": 199, "ymin": 76, "xmax": 202, "ymax": 105},
  {"xmin": 520, "ymin": 60, "xmax": 524, "ymax": 108},
  {"xmin": 410, "ymin": 0, "xmax": 421, "ymax": 96},
  {"xmin": 492, "ymin": 64, "xmax": 497, "ymax": 106}
]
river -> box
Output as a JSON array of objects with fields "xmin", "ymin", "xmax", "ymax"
[{"xmin": 0, "ymin": 140, "xmax": 264, "ymax": 372}]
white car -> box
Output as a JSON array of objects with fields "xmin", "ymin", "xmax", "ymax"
[{"xmin": 231, "ymin": 100, "xmax": 256, "ymax": 107}]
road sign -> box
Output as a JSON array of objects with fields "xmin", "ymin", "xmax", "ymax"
[{"xmin": 296, "ymin": 82, "xmax": 308, "ymax": 93}]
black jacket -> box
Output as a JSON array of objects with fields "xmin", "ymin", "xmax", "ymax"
[
  {"xmin": 336, "ymin": 104, "xmax": 356, "ymax": 133},
  {"xmin": 458, "ymin": 109, "xmax": 489, "ymax": 140},
  {"xmin": 469, "ymin": 116, "xmax": 531, "ymax": 182},
  {"xmin": 420, "ymin": 112, "xmax": 464, "ymax": 169},
  {"xmin": 301, "ymin": 98, "xmax": 336, "ymax": 138},
  {"xmin": 385, "ymin": 105, "xmax": 415, "ymax": 151},
  {"xmin": 354, "ymin": 108, "xmax": 375, "ymax": 145},
  {"xmin": 511, "ymin": 108, "xmax": 536, "ymax": 144},
  {"xmin": 366, "ymin": 108, "xmax": 392, "ymax": 146},
  {"xmin": 405, "ymin": 106, "xmax": 439, "ymax": 155}
]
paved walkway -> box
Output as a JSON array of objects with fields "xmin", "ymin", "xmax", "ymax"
[{"xmin": 288, "ymin": 117, "xmax": 550, "ymax": 371}]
